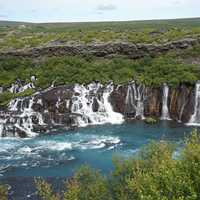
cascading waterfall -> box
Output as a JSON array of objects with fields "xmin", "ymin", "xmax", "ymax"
[
  {"xmin": 125, "ymin": 81, "xmax": 145, "ymax": 119},
  {"xmin": 8, "ymin": 97, "xmax": 45, "ymax": 137},
  {"xmin": 135, "ymin": 84, "xmax": 145, "ymax": 119},
  {"xmin": 102, "ymin": 84, "xmax": 124, "ymax": 124},
  {"xmin": 2, "ymin": 80, "xmax": 200, "ymax": 138},
  {"xmin": 187, "ymin": 81, "xmax": 200, "ymax": 126},
  {"xmin": 0, "ymin": 119, "xmax": 5, "ymax": 137},
  {"xmin": 161, "ymin": 83, "xmax": 171, "ymax": 120},
  {"xmin": 125, "ymin": 83, "xmax": 135, "ymax": 110},
  {"xmin": 71, "ymin": 82, "xmax": 124, "ymax": 127}
]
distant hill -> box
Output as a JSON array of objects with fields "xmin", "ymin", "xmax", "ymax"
[
  {"xmin": 0, "ymin": 17, "xmax": 200, "ymax": 28},
  {"xmin": 0, "ymin": 20, "xmax": 31, "ymax": 26},
  {"xmin": 0, "ymin": 17, "xmax": 199, "ymax": 53}
]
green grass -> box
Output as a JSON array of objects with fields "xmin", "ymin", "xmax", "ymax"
[
  {"xmin": 0, "ymin": 18, "xmax": 199, "ymax": 105},
  {"xmin": 0, "ymin": 18, "xmax": 200, "ymax": 51}
]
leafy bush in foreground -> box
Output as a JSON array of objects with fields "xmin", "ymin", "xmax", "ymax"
[
  {"xmin": 0, "ymin": 185, "xmax": 8, "ymax": 200},
  {"xmin": 36, "ymin": 130, "xmax": 200, "ymax": 200}
]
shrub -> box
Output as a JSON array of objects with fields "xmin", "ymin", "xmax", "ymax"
[
  {"xmin": 36, "ymin": 130, "xmax": 200, "ymax": 200},
  {"xmin": 144, "ymin": 117, "xmax": 157, "ymax": 124},
  {"xmin": 0, "ymin": 185, "xmax": 8, "ymax": 200},
  {"xmin": 0, "ymin": 50, "xmax": 199, "ymax": 89},
  {"xmin": 0, "ymin": 89, "xmax": 34, "ymax": 107}
]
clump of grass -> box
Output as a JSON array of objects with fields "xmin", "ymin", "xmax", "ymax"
[{"xmin": 144, "ymin": 117, "xmax": 158, "ymax": 124}]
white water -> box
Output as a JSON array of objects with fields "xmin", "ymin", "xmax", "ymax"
[
  {"xmin": 187, "ymin": 82, "xmax": 200, "ymax": 126},
  {"xmin": 0, "ymin": 119, "xmax": 5, "ymax": 137},
  {"xmin": 0, "ymin": 133, "xmax": 121, "ymax": 172},
  {"xmin": 125, "ymin": 82, "xmax": 145, "ymax": 119},
  {"xmin": 125, "ymin": 83, "xmax": 135, "ymax": 108},
  {"xmin": 9, "ymin": 82, "xmax": 35, "ymax": 94},
  {"xmin": 8, "ymin": 97, "xmax": 45, "ymax": 137},
  {"xmin": 102, "ymin": 84, "xmax": 124, "ymax": 124},
  {"xmin": 161, "ymin": 84, "xmax": 171, "ymax": 120},
  {"xmin": 71, "ymin": 82, "xmax": 124, "ymax": 127}
]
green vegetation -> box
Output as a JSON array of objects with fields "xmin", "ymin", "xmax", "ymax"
[
  {"xmin": 0, "ymin": 185, "xmax": 8, "ymax": 200},
  {"xmin": 0, "ymin": 18, "xmax": 200, "ymax": 51},
  {"xmin": 35, "ymin": 130, "xmax": 200, "ymax": 200},
  {"xmin": 0, "ymin": 46, "xmax": 199, "ymax": 90},
  {"xmin": 0, "ymin": 18, "xmax": 200, "ymax": 105},
  {"xmin": 0, "ymin": 89, "xmax": 34, "ymax": 107},
  {"xmin": 144, "ymin": 117, "xmax": 157, "ymax": 124}
]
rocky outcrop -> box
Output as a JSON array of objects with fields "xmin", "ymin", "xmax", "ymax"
[
  {"xmin": 110, "ymin": 85, "xmax": 127, "ymax": 114},
  {"xmin": 144, "ymin": 87, "xmax": 162, "ymax": 118},
  {"xmin": 169, "ymin": 85, "xmax": 195, "ymax": 122},
  {"xmin": 0, "ymin": 81, "xmax": 199, "ymax": 138},
  {"xmin": 0, "ymin": 38, "xmax": 199, "ymax": 59}
]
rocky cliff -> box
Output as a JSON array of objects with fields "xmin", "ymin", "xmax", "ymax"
[
  {"xmin": 0, "ymin": 38, "xmax": 199, "ymax": 59},
  {"xmin": 0, "ymin": 81, "xmax": 199, "ymax": 138}
]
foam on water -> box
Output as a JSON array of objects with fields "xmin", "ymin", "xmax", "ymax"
[
  {"xmin": 75, "ymin": 135, "xmax": 120, "ymax": 150},
  {"xmin": 0, "ymin": 131, "xmax": 121, "ymax": 174},
  {"xmin": 35, "ymin": 141, "xmax": 73, "ymax": 151}
]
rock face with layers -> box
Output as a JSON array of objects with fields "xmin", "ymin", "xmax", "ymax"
[
  {"xmin": 0, "ymin": 81, "xmax": 199, "ymax": 138},
  {"xmin": 0, "ymin": 38, "xmax": 199, "ymax": 59}
]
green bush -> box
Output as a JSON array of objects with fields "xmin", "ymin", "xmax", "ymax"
[
  {"xmin": 0, "ymin": 185, "xmax": 8, "ymax": 200},
  {"xmin": 0, "ymin": 92, "xmax": 13, "ymax": 106},
  {"xmin": 0, "ymin": 49, "xmax": 199, "ymax": 90},
  {"xmin": 36, "ymin": 130, "xmax": 200, "ymax": 200},
  {"xmin": 0, "ymin": 89, "xmax": 34, "ymax": 107},
  {"xmin": 144, "ymin": 117, "xmax": 157, "ymax": 124}
]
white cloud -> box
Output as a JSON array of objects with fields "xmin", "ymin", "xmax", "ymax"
[{"xmin": 97, "ymin": 4, "xmax": 117, "ymax": 11}]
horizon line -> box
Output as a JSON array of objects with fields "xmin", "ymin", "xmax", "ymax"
[{"xmin": 0, "ymin": 16, "xmax": 200, "ymax": 24}]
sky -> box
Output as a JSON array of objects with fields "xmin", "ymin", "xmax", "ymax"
[{"xmin": 0, "ymin": 0, "xmax": 199, "ymax": 23}]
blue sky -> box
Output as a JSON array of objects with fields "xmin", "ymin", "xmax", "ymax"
[{"xmin": 0, "ymin": 0, "xmax": 199, "ymax": 22}]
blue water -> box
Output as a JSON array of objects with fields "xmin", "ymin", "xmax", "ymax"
[{"xmin": 0, "ymin": 121, "xmax": 195, "ymax": 179}]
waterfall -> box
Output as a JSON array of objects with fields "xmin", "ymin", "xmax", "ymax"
[
  {"xmin": 161, "ymin": 83, "xmax": 171, "ymax": 120},
  {"xmin": 102, "ymin": 84, "xmax": 124, "ymax": 124},
  {"xmin": 135, "ymin": 84, "xmax": 145, "ymax": 119},
  {"xmin": 0, "ymin": 119, "xmax": 5, "ymax": 137},
  {"xmin": 9, "ymin": 98, "xmax": 21, "ymax": 111},
  {"xmin": 187, "ymin": 81, "xmax": 200, "ymax": 126},
  {"xmin": 125, "ymin": 82, "xmax": 145, "ymax": 119},
  {"xmin": 71, "ymin": 82, "xmax": 124, "ymax": 127},
  {"xmin": 8, "ymin": 97, "xmax": 45, "ymax": 137},
  {"xmin": 125, "ymin": 83, "xmax": 135, "ymax": 108}
]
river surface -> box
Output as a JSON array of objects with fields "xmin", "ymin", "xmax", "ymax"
[{"xmin": 0, "ymin": 121, "xmax": 197, "ymax": 199}]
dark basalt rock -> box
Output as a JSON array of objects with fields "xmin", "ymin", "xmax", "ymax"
[
  {"xmin": 168, "ymin": 85, "xmax": 194, "ymax": 122},
  {"xmin": 0, "ymin": 38, "xmax": 199, "ymax": 59},
  {"xmin": 144, "ymin": 87, "xmax": 162, "ymax": 118},
  {"xmin": 110, "ymin": 85, "xmax": 127, "ymax": 114},
  {"xmin": 92, "ymin": 98, "xmax": 99, "ymax": 112},
  {"xmin": 0, "ymin": 82, "xmax": 198, "ymax": 137}
]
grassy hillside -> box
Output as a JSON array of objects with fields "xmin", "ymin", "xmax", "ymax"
[
  {"xmin": 0, "ymin": 18, "xmax": 200, "ymax": 52},
  {"xmin": 0, "ymin": 18, "xmax": 200, "ymax": 107}
]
